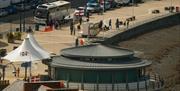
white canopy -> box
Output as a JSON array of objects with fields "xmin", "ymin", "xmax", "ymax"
[
  {"xmin": 3, "ymin": 38, "xmax": 44, "ymax": 62},
  {"xmin": 27, "ymin": 33, "xmax": 50, "ymax": 59}
]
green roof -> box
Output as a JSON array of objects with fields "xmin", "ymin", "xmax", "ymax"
[{"xmin": 61, "ymin": 44, "xmax": 134, "ymax": 58}]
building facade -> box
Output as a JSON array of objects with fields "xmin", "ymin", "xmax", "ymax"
[{"xmin": 49, "ymin": 44, "xmax": 152, "ymax": 91}]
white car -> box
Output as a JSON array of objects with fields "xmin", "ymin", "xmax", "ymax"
[
  {"xmin": 86, "ymin": 3, "xmax": 101, "ymax": 12},
  {"xmin": 0, "ymin": 9, "xmax": 8, "ymax": 17}
]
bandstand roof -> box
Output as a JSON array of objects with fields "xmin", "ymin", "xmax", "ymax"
[
  {"xmin": 51, "ymin": 56, "xmax": 152, "ymax": 69},
  {"xmin": 61, "ymin": 44, "xmax": 134, "ymax": 58}
]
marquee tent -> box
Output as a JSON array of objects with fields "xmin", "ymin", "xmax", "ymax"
[
  {"xmin": 3, "ymin": 38, "xmax": 45, "ymax": 62},
  {"xmin": 27, "ymin": 33, "xmax": 50, "ymax": 59}
]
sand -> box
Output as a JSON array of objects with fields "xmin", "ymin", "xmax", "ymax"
[{"xmin": 118, "ymin": 25, "xmax": 180, "ymax": 91}]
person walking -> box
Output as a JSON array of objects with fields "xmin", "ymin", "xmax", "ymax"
[
  {"xmin": 73, "ymin": 25, "xmax": 76, "ymax": 35},
  {"xmin": 54, "ymin": 20, "xmax": 59, "ymax": 30},
  {"xmin": 27, "ymin": 26, "xmax": 33, "ymax": 33},
  {"xmin": 0, "ymin": 71, "xmax": 2, "ymax": 80},
  {"xmin": 79, "ymin": 17, "xmax": 82, "ymax": 25},
  {"xmin": 70, "ymin": 22, "xmax": 74, "ymax": 35},
  {"xmin": 99, "ymin": 20, "xmax": 103, "ymax": 31},
  {"xmin": 115, "ymin": 18, "xmax": 119, "ymax": 30},
  {"xmin": 109, "ymin": 19, "xmax": 112, "ymax": 30},
  {"xmin": 126, "ymin": 20, "xmax": 130, "ymax": 29},
  {"xmin": 75, "ymin": 37, "xmax": 79, "ymax": 47},
  {"xmin": 77, "ymin": 24, "xmax": 81, "ymax": 31},
  {"xmin": 17, "ymin": 67, "xmax": 20, "ymax": 77},
  {"xmin": 86, "ymin": 11, "xmax": 90, "ymax": 20}
]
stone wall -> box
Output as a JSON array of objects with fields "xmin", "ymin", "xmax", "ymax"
[{"xmin": 103, "ymin": 13, "xmax": 180, "ymax": 45}]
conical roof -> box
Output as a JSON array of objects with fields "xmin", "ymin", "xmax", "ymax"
[
  {"xmin": 61, "ymin": 44, "xmax": 134, "ymax": 58},
  {"xmin": 27, "ymin": 33, "xmax": 50, "ymax": 59},
  {"xmin": 3, "ymin": 38, "xmax": 44, "ymax": 62}
]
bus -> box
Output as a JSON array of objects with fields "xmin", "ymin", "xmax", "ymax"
[{"xmin": 34, "ymin": 0, "xmax": 71, "ymax": 25}]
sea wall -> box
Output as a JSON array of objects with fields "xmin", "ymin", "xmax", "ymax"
[{"xmin": 103, "ymin": 13, "xmax": 180, "ymax": 44}]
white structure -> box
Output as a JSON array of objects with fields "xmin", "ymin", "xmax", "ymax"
[
  {"xmin": 81, "ymin": 22, "xmax": 100, "ymax": 37},
  {"xmin": 27, "ymin": 33, "xmax": 50, "ymax": 59},
  {"xmin": 3, "ymin": 38, "xmax": 45, "ymax": 62},
  {"xmin": 68, "ymin": 81, "xmax": 150, "ymax": 91}
]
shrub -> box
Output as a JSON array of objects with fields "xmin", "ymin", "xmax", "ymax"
[
  {"xmin": 6, "ymin": 32, "xmax": 14, "ymax": 43},
  {"xmin": 14, "ymin": 32, "xmax": 22, "ymax": 40}
]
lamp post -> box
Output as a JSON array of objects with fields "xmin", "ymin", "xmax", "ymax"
[
  {"xmin": 19, "ymin": 0, "xmax": 22, "ymax": 32},
  {"xmin": 23, "ymin": 0, "xmax": 26, "ymax": 32}
]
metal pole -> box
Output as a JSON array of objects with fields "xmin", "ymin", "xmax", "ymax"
[
  {"xmin": 96, "ymin": 71, "xmax": 99, "ymax": 91},
  {"xmin": 24, "ymin": 65, "xmax": 27, "ymax": 81},
  {"xmin": 112, "ymin": 71, "xmax": 114, "ymax": 91},
  {"xmin": 137, "ymin": 69, "xmax": 139, "ymax": 91},
  {"xmin": 20, "ymin": 0, "xmax": 22, "ymax": 32},
  {"xmin": 29, "ymin": 61, "xmax": 32, "ymax": 82},
  {"xmin": 126, "ymin": 71, "xmax": 129, "ymax": 91},
  {"xmin": 2, "ymin": 66, "xmax": 5, "ymax": 80},
  {"xmin": 81, "ymin": 71, "xmax": 84, "ymax": 90},
  {"xmin": 67, "ymin": 72, "xmax": 69, "ymax": 88},
  {"xmin": 23, "ymin": 0, "xmax": 25, "ymax": 32},
  {"xmin": 132, "ymin": 0, "xmax": 134, "ymax": 16}
]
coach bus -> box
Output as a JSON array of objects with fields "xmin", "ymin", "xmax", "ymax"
[{"xmin": 34, "ymin": 0, "xmax": 71, "ymax": 25}]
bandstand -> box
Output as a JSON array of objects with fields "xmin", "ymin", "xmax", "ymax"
[{"xmin": 49, "ymin": 44, "xmax": 152, "ymax": 91}]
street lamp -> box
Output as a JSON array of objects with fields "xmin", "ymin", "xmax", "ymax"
[{"xmin": 23, "ymin": 0, "xmax": 26, "ymax": 32}]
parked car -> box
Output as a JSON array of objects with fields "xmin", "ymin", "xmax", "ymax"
[
  {"xmin": 74, "ymin": 7, "xmax": 85, "ymax": 16},
  {"xmin": 100, "ymin": 1, "xmax": 111, "ymax": 10},
  {"xmin": 86, "ymin": 3, "xmax": 101, "ymax": 13},
  {"xmin": 0, "ymin": 9, "xmax": 8, "ymax": 17}
]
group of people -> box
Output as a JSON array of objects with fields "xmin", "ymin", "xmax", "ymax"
[
  {"xmin": 46, "ymin": 19, "xmax": 62, "ymax": 30},
  {"xmin": 115, "ymin": 18, "xmax": 130, "ymax": 30},
  {"xmin": 69, "ymin": 16, "xmax": 85, "ymax": 35},
  {"xmin": 97, "ymin": 18, "xmax": 130, "ymax": 31}
]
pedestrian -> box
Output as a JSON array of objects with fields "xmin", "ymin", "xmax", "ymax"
[
  {"xmin": 0, "ymin": 71, "xmax": 2, "ymax": 80},
  {"xmin": 126, "ymin": 20, "xmax": 129, "ymax": 29},
  {"xmin": 70, "ymin": 21, "xmax": 74, "ymax": 35},
  {"xmin": 77, "ymin": 24, "xmax": 81, "ymax": 31},
  {"xmin": 115, "ymin": 18, "xmax": 119, "ymax": 30},
  {"xmin": 75, "ymin": 38, "xmax": 79, "ymax": 47},
  {"xmin": 0, "ymin": 57, "xmax": 2, "ymax": 64},
  {"xmin": 73, "ymin": 25, "xmax": 76, "ymax": 35},
  {"xmin": 86, "ymin": 11, "xmax": 89, "ymax": 19},
  {"xmin": 58, "ymin": 20, "xmax": 61, "ymax": 29},
  {"xmin": 54, "ymin": 20, "xmax": 59, "ymax": 30},
  {"xmin": 79, "ymin": 17, "xmax": 82, "ymax": 25},
  {"xmin": 27, "ymin": 26, "xmax": 33, "ymax": 33},
  {"xmin": 109, "ymin": 19, "xmax": 112, "ymax": 30},
  {"xmin": 16, "ymin": 67, "xmax": 20, "ymax": 77},
  {"xmin": 99, "ymin": 20, "xmax": 103, "ymax": 31},
  {"xmin": 62, "ymin": 15, "xmax": 65, "ymax": 24}
]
